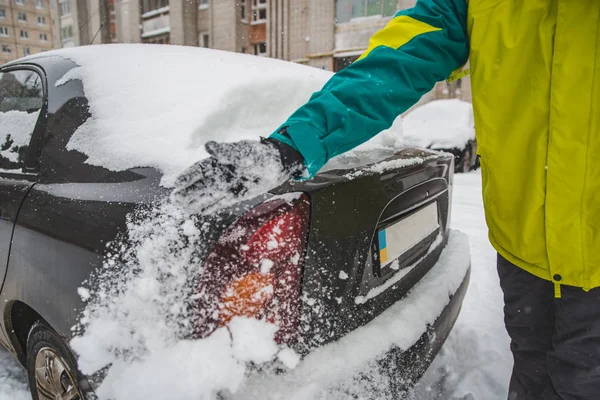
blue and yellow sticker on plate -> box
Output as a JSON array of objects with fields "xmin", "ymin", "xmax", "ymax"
[{"xmin": 379, "ymin": 230, "xmax": 388, "ymax": 264}]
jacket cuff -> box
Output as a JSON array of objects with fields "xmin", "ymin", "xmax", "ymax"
[{"xmin": 270, "ymin": 122, "xmax": 328, "ymax": 178}]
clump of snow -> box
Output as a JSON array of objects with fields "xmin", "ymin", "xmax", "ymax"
[
  {"xmin": 229, "ymin": 318, "xmax": 279, "ymax": 363},
  {"xmin": 278, "ymin": 348, "xmax": 301, "ymax": 369},
  {"xmin": 261, "ymin": 259, "xmax": 275, "ymax": 274},
  {"xmin": 52, "ymin": 44, "xmax": 332, "ymax": 186},
  {"xmin": 0, "ymin": 110, "xmax": 39, "ymax": 163},
  {"xmin": 77, "ymin": 287, "xmax": 91, "ymax": 301},
  {"xmin": 402, "ymin": 99, "xmax": 475, "ymax": 150}
]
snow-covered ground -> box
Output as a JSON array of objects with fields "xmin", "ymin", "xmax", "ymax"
[
  {"xmin": 410, "ymin": 171, "xmax": 512, "ymax": 400},
  {"xmin": 0, "ymin": 171, "xmax": 511, "ymax": 400},
  {"xmin": 0, "ymin": 347, "xmax": 30, "ymax": 400}
]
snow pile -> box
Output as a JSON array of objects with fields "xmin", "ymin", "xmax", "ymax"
[
  {"xmin": 53, "ymin": 44, "xmax": 332, "ymax": 186},
  {"xmin": 70, "ymin": 199, "xmax": 295, "ymax": 400},
  {"xmin": 0, "ymin": 350, "xmax": 29, "ymax": 400},
  {"xmin": 71, "ymin": 190, "xmax": 471, "ymax": 400},
  {"xmin": 402, "ymin": 99, "xmax": 475, "ymax": 150},
  {"xmin": 350, "ymin": 114, "xmax": 405, "ymax": 153},
  {"xmin": 0, "ymin": 110, "xmax": 39, "ymax": 163}
]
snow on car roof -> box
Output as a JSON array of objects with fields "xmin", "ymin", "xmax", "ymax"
[
  {"xmin": 402, "ymin": 99, "xmax": 475, "ymax": 150},
  {"xmin": 52, "ymin": 44, "xmax": 332, "ymax": 186}
]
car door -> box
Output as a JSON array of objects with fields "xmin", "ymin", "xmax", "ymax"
[{"xmin": 0, "ymin": 66, "xmax": 46, "ymax": 292}]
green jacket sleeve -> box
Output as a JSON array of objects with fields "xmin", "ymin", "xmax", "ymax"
[{"xmin": 270, "ymin": 0, "xmax": 469, "ymax": 177}]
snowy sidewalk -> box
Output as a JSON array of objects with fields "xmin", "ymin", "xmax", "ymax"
[{"xmin": 0, "ymin": 171, "xmax": 511, "ymax": 400}]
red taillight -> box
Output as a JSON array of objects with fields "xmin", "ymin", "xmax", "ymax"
[{"xmin": 196, "ymin": 194, "xmax": 310, "ymax": 345}]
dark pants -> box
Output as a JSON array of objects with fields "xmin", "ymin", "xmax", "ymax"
[{"xmin": 498, "ymin": 254, "xmax": 600, "ymax": 400}]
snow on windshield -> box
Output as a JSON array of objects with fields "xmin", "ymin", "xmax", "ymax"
[
  {"xmin": 402, "ymin": 99, "xmax": 475, "ymax": 150},
  {"xmin": 54, "ymin": 44, "xmax": 332, "ymax": 186}
]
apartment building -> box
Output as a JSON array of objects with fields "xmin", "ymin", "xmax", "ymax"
[
  {"xmin": 83, "ymin": 0, "xmax": 470, "ymax": 102},
  {"xmin": 202, "ymin": 0, "xmax": 468, "ymax": 102},
  {"xmin": 51, "ymin": 0, "xmax": 115, "ymax": 49},
  {"xmin": 0, "ymin": 0, "xmax": 54, "ymax": 63}
]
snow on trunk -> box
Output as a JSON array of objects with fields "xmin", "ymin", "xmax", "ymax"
[{"xmin": 53, "ymin": 45, "xmax": 331, "ymax": 186}]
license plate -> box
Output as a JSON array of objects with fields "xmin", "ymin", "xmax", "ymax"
[{"xmin": 378, "ymin": 202, "xmax": 439, "ymax": 268}]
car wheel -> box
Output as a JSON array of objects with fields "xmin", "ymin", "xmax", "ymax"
[{"xmin": 26, "ymin": 323, "xmax": 88, "ymax": 400}]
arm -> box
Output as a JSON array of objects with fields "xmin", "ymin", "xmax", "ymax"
[{"xmin": 270, "ymin": 0, "xmax": 469, "ymax": 177}]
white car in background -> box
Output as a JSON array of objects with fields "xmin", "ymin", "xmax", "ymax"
[{"xmin": 402, "ymin": 99, "xmax": 478, "ymax": 173}]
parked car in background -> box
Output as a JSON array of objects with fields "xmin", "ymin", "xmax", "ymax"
[
  {"xmin": 403, "ymin": 99, "xmax": 479, "ymax": 173},
  {"xmin": 0, "ymin": 45, "xmax": 470, "ymax": 399}
]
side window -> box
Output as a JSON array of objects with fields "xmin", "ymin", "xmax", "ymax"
[{"xmin": 0, "ymin": 69, "xmax": 43, "ymax": 171}]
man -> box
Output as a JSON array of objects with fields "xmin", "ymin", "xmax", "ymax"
[{"xmin": 173, "ymin": 1, "xmax": 600, "ymax": 399}]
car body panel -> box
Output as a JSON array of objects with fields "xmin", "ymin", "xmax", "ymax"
[
  {"xmin": 277, "ymin": 150, "xmax": 453, "ymax": 351},
  {"xmin": 0, "ymin": 177, "xmax": 34, "ymax": 295}
]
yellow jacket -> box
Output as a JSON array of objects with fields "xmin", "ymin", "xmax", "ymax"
[{"xmin": 272, "ymin": 1, "xmax": 600, "ymax": 290}]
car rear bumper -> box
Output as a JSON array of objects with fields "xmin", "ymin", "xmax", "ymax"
[
  {"xmin": 236, "ymin": 230, "xmax": 471, "ymax": 399},
  {"xmin": 377, "ymin": 264, "xmax": 471, "ymax": 394}
]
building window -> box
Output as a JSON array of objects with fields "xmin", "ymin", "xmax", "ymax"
[
  {"xmin": 39, "ymin": 32, "xmax": 47, "ymax": 41},
  {"xmin": 36, "ymin": 0, "xmax": 44, "ymax": 8},
  {"xmin": 59, "ymin": 0, "xmax": 72, "ymax": 17},
  {"xmin": 0, "ymin": 26, "xmax": 7, "ymax": 36},
  {"xmin": 17, "ymin": 12, "xmax": 26, "ymax": 22},
  {"xmin": 1, "ymin": 44, "xmax": 10, "ymax": 54},
  {"xmin": 0, "ymin": 8, "xmax": 5, "ymax": 18},
  {"xmin": 199, "ymin": 32, "xmax": 209, "ymax": 48},
  {"xmin": 37, "ymin": 15, "xmax": 46, "ymax": 24},
  {"xmin": 15, "ymin": 0, "xmax": 24, "ymax": 5},
  {"xmin": 199, "ymin": 0, "xmax": 208, "ymax": 9},
  {"xmin": 252, "ymin": 0, "xmax": 267, "ymax": 23},
  {"xmin": 253, "ymin": 42, "xmax": 267, "ymax": 56},
  {"xmin": 20, "ymin": 29, "xmax": 28, "ymax": 39},
  {"xmin": 334, "ymin": 55, "xmax": 359, "ymax": 72},
  {"xmin": 240, "ymin": 0, "xmax": 247, "ymax": 21},
  {"xmin": 61, "ymin": 25, "xmax": 73, "ymax": 40},
  {"xmin": 142, "ymin": 0, "xmax": 169, "ymax": 14},
  {"xmin": 142, "ymin": 32, "xmax": 170, "ymax": 44},
  {"xmin": 335, "ymin": 0, "xmax": 398, "ymax": 23},
  {"xmin": 23, "ymin": 47, "xmax": 30, "ymax": 56}
]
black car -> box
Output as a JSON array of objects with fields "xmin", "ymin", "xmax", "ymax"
[
  {"xmin": 0, "ymin": 46, "xmax": 470, "ymax": 399},
  {"xmin": 402, "ymin": 99, "xmax": 479, "ymax": 173}
]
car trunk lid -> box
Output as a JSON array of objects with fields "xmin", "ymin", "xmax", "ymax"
[{"xmin": 272, "ymin": 148, "xmax": 454, "ymax": 352}]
